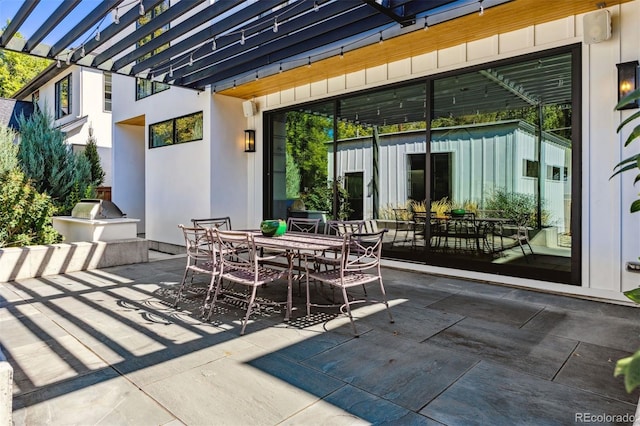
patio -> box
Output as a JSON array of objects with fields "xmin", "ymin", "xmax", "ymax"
[{"xmin": 2, "ymin": 253, "xmax": 639, "ymax": 425}]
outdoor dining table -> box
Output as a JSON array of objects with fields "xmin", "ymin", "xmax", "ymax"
[
  {"xmin": 250, "ymin": 231, "xmax": 345, "ymax": 320},
  {"xmin": 431, "ymin": 215, "xmax": 513, "ymax": 253}
]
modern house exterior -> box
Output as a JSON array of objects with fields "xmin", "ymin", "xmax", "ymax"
[
  {"xmin": 13, "ymin": 64, "xmax": 114, "ymax": 191},
  {"xmin": 10, "ymin": 0, "xmax": 640, "ymax": 304}
]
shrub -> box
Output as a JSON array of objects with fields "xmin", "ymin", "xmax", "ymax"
[
  {"xmin": 0, "ymin": 124, "xmax": 18, "ymax": 174},
  {"xmin": 17, "ymin": 105, "xmax": 94, "ymax": 214},
  {"xmin": 0, "ymin": 169, "xmax": 60, "ymax": 247},
  {"xmin": 303, "ymin": 178, "xmax": 352, "ymax": 220},
  {"xmin": 484, "ymin": 188, "xmax": 547, "ymax": 226}
]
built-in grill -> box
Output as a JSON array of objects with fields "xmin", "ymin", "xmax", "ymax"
[{"xmin": 71, "ymin": 199, "xmax": 126, "ymax": 220}]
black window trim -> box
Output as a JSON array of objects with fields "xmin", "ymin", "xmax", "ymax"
[
  {"xmin": 148, "ymin": 110, "xmax": 204, "ymax": 149},
  {"xmin": 54, "ymin": 73, "xmax": 72, "ymax": 120},
  {"xmin": 263, "ymin": 43, "xmax": 582, "ymax": 286}
]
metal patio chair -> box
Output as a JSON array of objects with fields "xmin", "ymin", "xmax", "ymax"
[
  {"xmin": 286, "ymin": 217, "xmax": 321, "ymax": 233},
  {"xmin": 304, "ymin": 229, "xmax": 393, "ymax": 337},
  {"xmin": 205, "ymin": 229, "xmax": 289, "ymax": 335},
  {"xmin": 174, "ymin": 224, "xmax": 219, "ymax": 309}
]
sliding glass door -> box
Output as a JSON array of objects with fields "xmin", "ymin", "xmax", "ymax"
[{"xmin": 264, "ymin": 45, "xmax": 580, "ymax": 285}]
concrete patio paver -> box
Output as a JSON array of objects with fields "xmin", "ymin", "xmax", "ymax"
[{"xmin": 1, "ymin": 255, "xmax": 639, "ymax": 425}]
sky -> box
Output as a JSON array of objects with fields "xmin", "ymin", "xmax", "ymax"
[{"xmin": 1, "ymin": 0, "xmax": 108, "ymax": 47}]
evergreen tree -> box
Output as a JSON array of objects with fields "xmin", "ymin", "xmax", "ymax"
[
  {"xmin": 0, "ymin": 123, "xmax": 18, "ymax": 174},
  {"xmin": 84, "ymin": 132, "xmax": 105, "ymax": 187},
  {"xmin": 17, "ymin": 104, "xmax": 93, "ymax": 214}
]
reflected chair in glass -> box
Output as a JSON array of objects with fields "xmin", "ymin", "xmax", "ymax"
[
  {"xmin": 324, "ymin": 219, "xmax": 365, "ymax": 236},
  {"xmin": 191, "ymin": 216, "xmax": 232, "ymax": 231},
  {"xmin": 286, "ymin": 217, "xmax": 320, "ymax": 233},
  {"xmin": 174, "ymin": 224, "xmax": 219, "ymax": 309},
  {"xmin": 391, "ymin": 208, "xmax": 414, "ymax": 247},
  {"xmin": 495, "ymin": 214, "xmax": 535, "ymax": 259},
  {"xmin": 316, "ymin": 220, "xmax": 366, "ymax": 271},
  {"xmin": 205, "ymin": 230, "xmax": 289, "ymax": 335},
  {"xmin": 304, "ymin": 230, "xmax": 394, "ymax": 337},
  {"xmin": 411, "ymin": 212, "xmax": 428, "ymax": 248}
]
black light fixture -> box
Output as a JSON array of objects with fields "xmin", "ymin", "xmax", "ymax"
[
  {"xmin": 244, "ymin": 129, "xmax": 255, "ymax": 152},
  {"xmin": 616, "ymin": 60, "xmax": 639, "ymax": 109}
]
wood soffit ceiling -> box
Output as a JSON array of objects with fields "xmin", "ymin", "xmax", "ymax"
[{"xmin": 220, "ymin": 0, "xmax": 632, "ymax": 100}]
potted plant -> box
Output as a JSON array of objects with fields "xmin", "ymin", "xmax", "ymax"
[{"xmin": 611, "ymin": 87, "xmax": 640, "ymax": 395}]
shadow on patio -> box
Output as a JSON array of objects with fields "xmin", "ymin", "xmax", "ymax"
[{"xmin": 1, "ymin": 257, "xmax": 639, "ymax": 425}]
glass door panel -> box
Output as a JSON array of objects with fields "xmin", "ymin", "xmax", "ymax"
[
  {"xmin": 429, "ymin": 50, "xmax": 575, "ymax": 283},
  {"xmin": 270, "ymin": 103, "xmax": 334, "ymax": 222},
  {"xmin": 336, "ymin": 83, "xmax": 427, "ymax": 260}
]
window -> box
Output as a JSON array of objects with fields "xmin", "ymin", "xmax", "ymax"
[
  {"xmin": 524, "ymin": 159, "xmax": 539, "ymax": 178},
  {"xmin": 266, "ymin": 46, "xmax": 581, "ymax": 286},
  {"xmin": 104, "ymin": 72, "xmax": 112, "ymax": 112},
  {"xmin": 55, "ymin": 74, "xmax": 71, "ymax": 119},
  {"xmin": 135, "ymin": 1, "xmax": 170, "ymax": 100},
  {"xmin": 149, "ymin": 112, "xmax": 203, "ymax": 148}
]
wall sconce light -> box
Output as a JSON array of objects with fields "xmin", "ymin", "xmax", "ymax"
[
  {"xmin": 244, "ymin": 129, "xmax": 255, "ymax": 152},
  {"xmin": 616, "ymin": 60, "xmax": 639, "ymax": 109}
]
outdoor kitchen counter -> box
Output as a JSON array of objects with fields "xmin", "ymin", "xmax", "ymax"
[{"xmin": 52, "ymin": 216, "xmax": 140, "ymax": 242}]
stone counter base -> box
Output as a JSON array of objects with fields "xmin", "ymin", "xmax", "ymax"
[{"xmin": 0, "ymin": 238, "xmax": 149, "ymax": 282}]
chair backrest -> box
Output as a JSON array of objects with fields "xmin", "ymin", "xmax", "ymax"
[
  {"xmin": 343, "ymin": 230, "xmax": 386, "ymax": 273},
  {"xmin": 324, "ymin": 219, "xmax": 365, "ymax": 236},
  {"xmin": 212, "ymin": 229, "xmax": 255, "ymax": 272},
  {"xmin": 286, "ymin": 217, "xmax": 320, "ymax": 233},
  {"xmin": 393, "ymin": 208, "xmax": 411, "ymax": 221},
  {"xmin": 413, "ymin": 212, "xmax": 428, "ymax": 224},
  {"xmin": 179, "ymin": 224, "xmax": 215, "ymax": 264},
  {"xmin": 192, "ymin": 217, "xmax": 232, "ymax": 231}
]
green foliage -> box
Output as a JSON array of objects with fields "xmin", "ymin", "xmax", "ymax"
[
  {"xmin": 612, "ymin": 89, "xmax": 640, "ymax": 394},
  {"xmin": 0, "ymin": 123, "xmax": 18, "ymax": 174},
  {"xmin": 431, "ymin": 104, "xmax": 571, "ymax": 139},
  {"xmin": 484, "ymin": 188, "xmax": 540, "ymax": 226},
  {"xmin": 17, "ymin": 105, "xmax": 94, "ymax": 215},
  {"xmin": 611, "ymin": 88, "xmax": 640, "ymax": 213},
  {"xmin": 84, "ymin": 133, "xmax": 105, "ymax": 187},
  {"xmin": 285, "ymin": 111, "xmax": 331, "ymax": 191},
  {"xmin": 303, "ymin": 178, "xmax": 352, "ymax": 220},
  {"xmin": 0, "ymin": 27, "xmax": 51, "ymax": 97},
  {"xmin": 615, "ymin": 349, "xmax": 640, "ymax": 394},
  {"xmin": 285, "ymin": 151, "xmax": 301, "ymax": 199},
  {"xmin": 0, "ymin": 168, "xmax": 60, "ymax": 247}
]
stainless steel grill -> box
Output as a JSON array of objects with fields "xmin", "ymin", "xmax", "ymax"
[{"xmin": 71, "ymin": 199, "xmax": 126, "ymax": 220}]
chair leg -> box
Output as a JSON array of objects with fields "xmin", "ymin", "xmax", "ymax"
[
  {"xmin": 241, "ymin": 286, "xmax": 259, "ymax": 335},
  {"xmin": 205, "ymin": 275, "xmax": 223, "ymax": 321},
  {"xmin": 174, "ymin": 267, "xmax": 190, "ymax": 308},
  {"xmin": 378, "ymin": 278, "xmax": 394, "ymax": 324},
  {"xmin": 305, "ymin": 271, "xmax": 313, "ymax": 317},
  {"xmin": 341, "ymin": 286, "xmax": 359, "ymax": 337},
  {"xmin": 201, "ymin": 272, "xmax": 218, "ymax": 316}
]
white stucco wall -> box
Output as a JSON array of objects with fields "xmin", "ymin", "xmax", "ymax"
[
  {"xmin": 248, "ymin": 2, "xmax": 640, "ymax": 302},
  {"xmin": 112, "ymin": 72, "xmax": 255, "ymax": 243},
  {"xmin": 112, "ymin": 123, "xmax": 145, "ymax": 233}
]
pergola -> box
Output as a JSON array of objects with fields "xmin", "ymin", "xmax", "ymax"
[{"xmin": 0, "ymin": 0, "xmax": 624, "ymax": 102}]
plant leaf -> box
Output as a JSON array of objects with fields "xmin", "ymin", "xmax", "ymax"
[
  {"xmin": 623, "ymin": 125, "xmax": 640, "ymax": 147},
  {"xmin": 610, "ymin": 162, "xmax": 639, "ymax": 179},
  {"xmin": 631, "ymin": 199, "xmax": 640, "ymax": 213},
  {"xmin": 623, "ymin": 288, "xmax": 640, "ymax": 303},
  {"xmin": 617, "ymin": 110, "xmax": 640, "ymax": 133},
  {"xmin": 616, "ymin": 89, "xmax": 640, "ymax": 110},
  {"xmin": 615, "ymin": 350, "xmax": 640, "ymax": 393}
]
